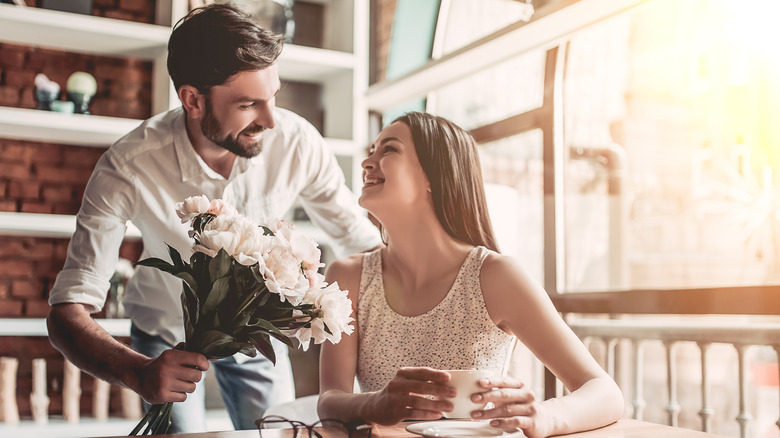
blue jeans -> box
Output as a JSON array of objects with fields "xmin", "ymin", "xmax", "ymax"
[{"xmin": 130, "ymin": 324, "xmax": 295, "ymax": 433}]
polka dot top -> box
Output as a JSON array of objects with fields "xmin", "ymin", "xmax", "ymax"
[{"xmin": 356, "ymin": 246, "xmax": 516, "ymax": 393}]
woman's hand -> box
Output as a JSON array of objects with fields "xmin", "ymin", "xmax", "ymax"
[
  {"xmin": 366, "ymin": 367, "xmax": 455, "ymax": 425},
  {"xmin": 470, "ymin": 376, "xmax": 551, "ymax": 438}
]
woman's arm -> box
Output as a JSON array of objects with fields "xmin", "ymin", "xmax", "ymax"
[
  {"xmin": 316, "ymin": 256, "xmax": 454, "ymax": 425},
  {"xmin": 477, "ymin": 254, "xmax": 624, "ymax": 438}
]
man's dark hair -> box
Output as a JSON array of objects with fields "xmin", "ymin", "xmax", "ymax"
[{"xmin": 167, "ymin": 3, "xmax": 284, "ymax": 92}]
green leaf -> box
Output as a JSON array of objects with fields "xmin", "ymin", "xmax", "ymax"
[
  {"xmin": 200, "ymin": 337, "xmax": 235, "ymax": 358},
  {"xmin": 240, "ymin": 319, "xmax": 295, "ymax": 349},
  {"xmin": 135, "ymin": 257, "xmax": 178, "ymax": 274},
  {"xmin": 202, "ymin": 276, "xmax": 230, "ymax": 315},
  {"xmin": 238, "ymin": 345, "xmax": 257, "ymax": 357},
  {"xmin": 249, "ymin": 333, "xmax": 276, "ymax": 365},
  {"xmin": 209, "ymin": 248, "xmax": 232, "ymax": 282},
  {"xmin": 180, "ymin": 291, "xmax": 195, "ymax": 342},
  {"xmin": 197, "ymin": 330, "xmax": 234, "ymax": 357},
  {"xmin": 267, "ymin": 329, "xmax": 294, "ymax": 348},
  {"xmin": 260, "ymin": 225, "xmax": 274, "ymax": 236},
  {"xmin": 234, "ymin": 311, "xmax": 251, "ymax": 328},
  {"xmin": 175, "ymin": 272, "xmax": 198, "ymax": 294},
  {"xmin": 167, "ymin": 243, "xmax": 185, "ymax": 269}
]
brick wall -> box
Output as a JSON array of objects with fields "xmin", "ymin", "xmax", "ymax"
[{"xmin": 0, "ymin": 1, "xmax": 151, "ymax": 418}]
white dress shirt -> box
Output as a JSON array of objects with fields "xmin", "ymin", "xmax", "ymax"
[{"xmin": 49, "ymin": 107, "xmax": 380, "ymax": 345}]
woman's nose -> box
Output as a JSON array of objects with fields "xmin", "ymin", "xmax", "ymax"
[{"xmin": 361, "ymin": 156, "xmax": 375, "ymax": 170}]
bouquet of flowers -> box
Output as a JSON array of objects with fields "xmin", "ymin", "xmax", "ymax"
[{"xmin": 129, "ymin": 195, "xmax": 354, "ymax": 435}]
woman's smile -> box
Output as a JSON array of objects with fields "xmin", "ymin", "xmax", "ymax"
[{"xmin": 364, "ymin": 177, "xmax": 385, "ymax": 186}]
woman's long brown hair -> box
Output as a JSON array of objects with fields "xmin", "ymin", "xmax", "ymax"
[{"xmin": 393, "ymin": 112, "xmax": 500, "ymax": 253}]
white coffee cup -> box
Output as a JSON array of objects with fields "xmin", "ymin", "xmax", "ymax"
[{"xmin": 442, "ymin": 369, "xmax": 493, "ymax": 419}]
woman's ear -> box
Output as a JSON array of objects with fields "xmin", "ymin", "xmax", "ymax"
[{"xmin": 178, "ymin": 85, "xmax": 205, "ymax": 118}]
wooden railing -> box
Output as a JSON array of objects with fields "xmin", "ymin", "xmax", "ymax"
[
  {"xmin": 0, "ymin": 318, "xmax": 141, "ymax": 430},
  {"xmin": 566, "ymin": 317, "xmax": 780, "ymax": 438}
]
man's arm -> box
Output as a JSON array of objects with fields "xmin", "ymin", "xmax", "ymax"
[
  {"xmin": 48, "ymin": 303, "xmax": 209, "ymax": 404},
  {"xmin": 294, "ymin": 128, "xmax": 382, "ymax": 256}
]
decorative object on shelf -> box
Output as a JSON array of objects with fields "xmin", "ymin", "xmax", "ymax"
[
  {"xmin": 518, "ymin": 0, "xmax": 535, "ymax": 22},
  {"xmin": 51, "ymin": 100, "xmax": 75, "ymax": 114},
  {"xmin": 0, "ymin": 357, "xmax": 20, "ymax": 424},
  {"xmin": 41, "ymin": 0, "xmax": 93, "ymax": 15},
  {"xmin": 197, "ymin": 0, "xmax": 296, "ymax": 42},
  {"xmin": 66, "ymin": 71, "xmax": 97, "ymax": 115},
  {"xmin": 1, "ymin": 0, "xmax": 27, "ymax": 6},
  {"xmin": 106, "ymin": 257, "xmax": 135, "ymax": 319},
  {"xmin": 129, "ymin": 195, "xmax": 355, "ymax": 435},
  {"xmin": 33, "ymin": 73, "xmax": 60, "ymax": 111},
  {"xmin": 266, "ymin": 0, "xmax": 295, "ymax": 43},
  {"xmin": 30, "ymin": 358, "xmax": 49, "ymax": 424}
]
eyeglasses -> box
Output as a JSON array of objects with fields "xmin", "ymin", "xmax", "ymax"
[{"xmin": 256, "ymin": 415, "xmax": 372, "ymax": 438}]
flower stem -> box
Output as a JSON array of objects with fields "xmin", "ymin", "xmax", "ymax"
[
  {"xmin": 234, "ymin": 284, "xmax": 267, "ymax": 319},
  {"xmin": 129, "ymin": 402, "xmax": 173, "ymax": 435}
]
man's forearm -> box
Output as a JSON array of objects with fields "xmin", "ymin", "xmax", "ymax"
[{"xmin": 47, "ymin": 303, "xmax": 149, "ymax": 392}]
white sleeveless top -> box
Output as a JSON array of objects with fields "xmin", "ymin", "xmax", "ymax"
[{"xmin": 356, "ymin": 246, "xmax": 516, "ymax": 392}]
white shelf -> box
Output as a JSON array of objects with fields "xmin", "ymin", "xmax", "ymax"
[
  {"xmin": 0, "ymin": 318, "xmax": 130, "ymax": 337},
  {"xmin": 0, "ymin": 3, "xmax": 354, "ymax": 83},
  {"xmin": 0, "ymin": 212, "xmax": 336, "ymax": 249},
  {"xmin": 0, "ymin": 107, "xmax": 142, "ymax": 147},
  {"xmin": 278, "ymin": 44, "xmax": 354, "ymax": 82},
  {"xmin": 0, "ymin": 3, "xmax": 171, "ymax": 59},
  {"xmin": 0, "ymin": 212, "xmax": 141, "ymax": 240},
  {"xmin": 0, "ymin": 106, "xmax": 356, "ymax": 153}
]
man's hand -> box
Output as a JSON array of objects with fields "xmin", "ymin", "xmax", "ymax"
[{"xmin": 133, "ymin": 345, "xmax": 210, "ymax": 404}]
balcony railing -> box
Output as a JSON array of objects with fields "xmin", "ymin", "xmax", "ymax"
[{"xmin": 565, "ymin": 317, "xmax": 780, "ymax": 438}]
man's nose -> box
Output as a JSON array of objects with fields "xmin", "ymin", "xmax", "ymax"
[{"xmin": 255, "ymin": 101, "xmax": 275, "ymax": 130}]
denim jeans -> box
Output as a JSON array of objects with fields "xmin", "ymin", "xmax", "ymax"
[{"xmin": 130, "ymin": 324, "xmax": 295, "ymax": 433}]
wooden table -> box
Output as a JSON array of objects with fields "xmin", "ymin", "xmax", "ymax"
[{"xmin": 94, "ymin": 419, "xmax": 729, "ymax": 438}]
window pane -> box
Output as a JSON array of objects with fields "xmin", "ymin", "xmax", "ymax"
[
  {"xmin": 562, "ymin": 0, "xmax": 780, "ymax": 292},
  {"xmin": 429, "ymin": 50, "xmax": 546, "ymax": 130},
  {"xmin": 436, "ymin": 0, "xmax": 549, "ymax": 56},
  {"xmin": 480, "ymin": 130, "xmax": 544, "ymax": 285}
]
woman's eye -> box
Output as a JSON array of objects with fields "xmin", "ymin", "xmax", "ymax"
[
  {"xmin": 384, "ymin": 146, "xmax": 397, "ymax": 153},
  {"xmin": 240, "ymin": 103, "xmax": 256, "ymax": 110}
]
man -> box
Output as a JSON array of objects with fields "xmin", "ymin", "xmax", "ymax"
[{"xmin": 47, "ymin": 4, "xmax": 381, "ymax": 433}]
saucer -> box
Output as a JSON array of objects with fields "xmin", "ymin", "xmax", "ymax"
[{"xmin": 406, "ymin": 420, "xmax": 504, "ymax": 437}]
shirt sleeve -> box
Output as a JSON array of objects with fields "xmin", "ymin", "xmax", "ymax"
[
  {"xmin": 48, "ymin": 153, "xmax": 136, "ymax": 314},
  {"xmin": 293, "ymin": 124, "xmax": 381, "ymax": 257}
]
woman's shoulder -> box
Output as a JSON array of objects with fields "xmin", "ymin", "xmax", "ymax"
[
  {"xmin": 325, "ymin": 253, "xmax": 365, "ymax": 278},
  {"xmin": 480, "ymin": 252, "xmax": 545, "ymax": 300},
  {"xmin": 324, "ymin": 253, "xmax": 371, "ymax": 299}
]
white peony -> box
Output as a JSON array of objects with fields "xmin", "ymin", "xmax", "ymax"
[
  {"xmin": 192, "ymin": 213, "xmax": 262, "ymax": 261},
  {"xmin": 193, "ymin": 229, "xmax": 239, "ymax": 257},
  {"xmin": 295, "ymin": 282, "xmax": 354, "ymax": 351},
  {"xmin": 207, "ymin": 199, "xmax": 237, "ymax": 217},
  {"xmin": 176, "ymin": 195, "xmax": 210, "ymax": 223},
  {"xmin": 261, "ymin": 239, "xmax": 309, "ymax": 304}
]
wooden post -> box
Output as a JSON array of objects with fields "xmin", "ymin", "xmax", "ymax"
[
  {"xmin": 30, "ymin": 358, "xmax": 49, "ymax": 424},
  {"xmin": 121, "ymin": 386, "xmax": 143, "ymax": 419},
  {"xmin": 62, "ymin": 359, "xmax": 81, "ymax": 423},
  {"xmin": 0, "ymin": 357, "xmax": 20, "ymax": 424},
  {"xmin": 92, "ymin": 378, "xmax": 110, "ymax": 421}
]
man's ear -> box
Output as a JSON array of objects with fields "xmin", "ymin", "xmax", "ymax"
[{"xmin": 178, "ymin": 85, "xmax": 205, "ymax": 118}]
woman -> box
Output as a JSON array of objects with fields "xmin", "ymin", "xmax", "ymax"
[{"xmin": 317, "ymin": 112, "xmax": 623, "ymax": 438}]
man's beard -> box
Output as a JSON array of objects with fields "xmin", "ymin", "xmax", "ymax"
[{"xmin": 200, "ymin": 98, "xmax": 266, "ymax": 158}]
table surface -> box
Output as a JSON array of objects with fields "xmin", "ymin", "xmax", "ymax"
[{"xmin": 94, "ymin": 418, "xmax": 730, "ymax": 438}]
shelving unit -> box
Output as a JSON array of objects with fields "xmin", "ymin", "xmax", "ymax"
[{"xmin": 0, "ymin": 0, "xmax": 369, "ymax": 241}]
